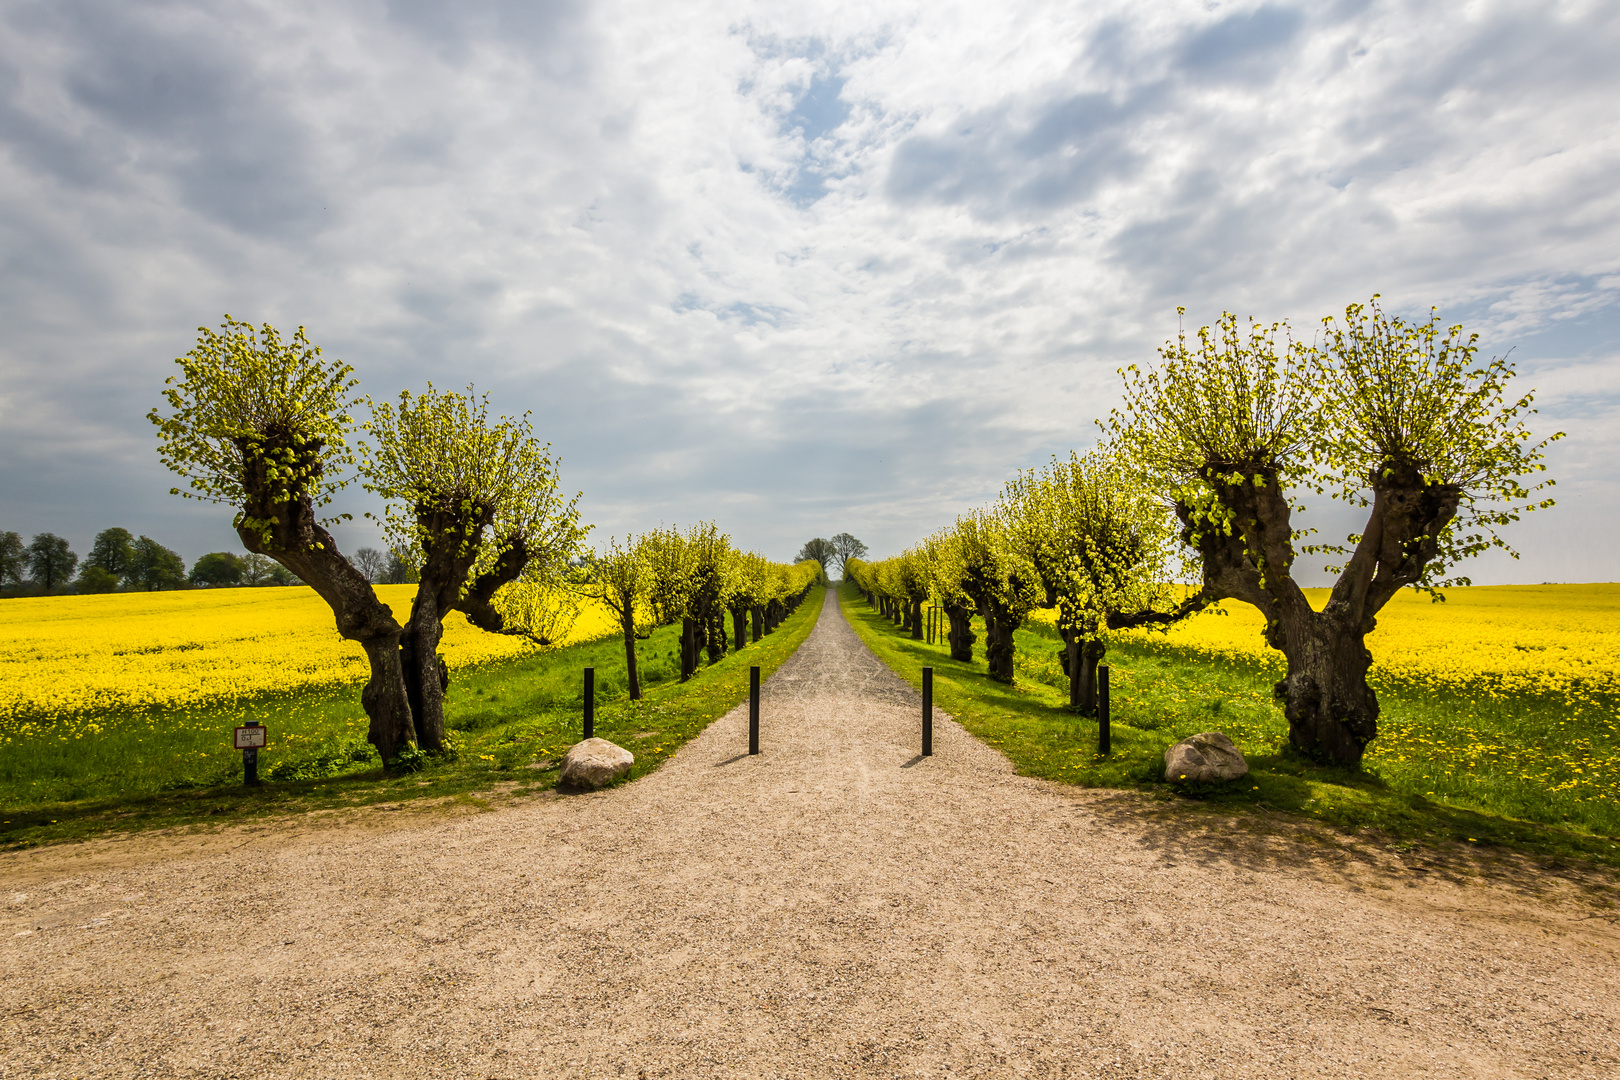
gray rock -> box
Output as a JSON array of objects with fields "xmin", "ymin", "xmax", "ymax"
[
  {"xmin": 1165, "ymin": 731, "xmax": 1249, "ymax": 783},
  {"xmin": 560, "ymin": 737, "xmax": 635, "ymax": 789}
]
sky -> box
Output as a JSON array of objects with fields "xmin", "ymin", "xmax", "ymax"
[{"xmin": 1, "ymin": 0, "xmax": 1617, "ymax": 583}]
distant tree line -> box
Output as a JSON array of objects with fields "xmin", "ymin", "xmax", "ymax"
[
  {"xmin": 0, "ymin": 526, "xmax": 420, "ymax": 597},
  {"xmin": 795, "ymin": 533, "xmax": 867, "ymax": 578}
]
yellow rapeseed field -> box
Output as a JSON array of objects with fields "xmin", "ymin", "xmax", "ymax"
[
  {"xmin": 1035, "ymin": 583, "xmax": 1620, "ymax": 702},
  {"xmin": 1035, "ymin": 583, "xmax": 1619, "ymax": 806},
  {"xmin": 0, "ymin": 585, "xmax": 617, "ymax": 729}
]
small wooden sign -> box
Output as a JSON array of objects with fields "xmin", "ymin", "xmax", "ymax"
[{"xmin": 234, "ymin": 725, "xmax": 268, "ymax": 750}]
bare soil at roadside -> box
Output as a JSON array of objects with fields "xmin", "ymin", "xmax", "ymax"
[{"xmin": 3, "ymin": 590, "xmax": 1617, "ymax": 1078}]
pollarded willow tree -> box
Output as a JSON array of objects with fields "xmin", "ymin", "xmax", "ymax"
[
  {"xmin": 150, "ymin": 318, "xmax": 413, "ymax": 756},
  {"xmin": 582, "ymin": 533, "xmax": 653, "ymax": 701},
  {"xmin": 1109, "ymin": 298, "xmax": 1559, "ymax": 766},
  {"xmin": 151, "ymin": 319, "xmax": 583, "ymax": 763},
  {"xmin": 362, "ymin": 384, "xmax": 585, "ymax": 753},
  {"xmin": 948, "ymin": 510, "xmax": 1044, "ymax": 682},
  {"xmin": 1003, "ymin": 450, "xmax": 1189, "ymax": 714}
]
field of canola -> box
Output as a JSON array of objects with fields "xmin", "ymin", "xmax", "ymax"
[
  {"xmin": 1034, "ymin": 583, "xmax": 1620, "ymax": 809},
  {"xmin": 0, "ymin": 586, "xmax": 617, "ymax": 736}
]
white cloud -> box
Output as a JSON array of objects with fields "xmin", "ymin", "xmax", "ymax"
[{"xmin": 0, "ymin": 0, "xmax": 1616, "ymax": 582}]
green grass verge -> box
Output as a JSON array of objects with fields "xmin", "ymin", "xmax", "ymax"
[
  {"xmin": 839, "ymin": 583, "xmax": 1620, "ymax": 871},
  {"xmin": 0, "ymin": 588, "xmax": 823, "ymax": 849}
]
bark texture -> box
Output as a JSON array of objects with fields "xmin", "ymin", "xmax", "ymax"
[
  {"xmin": 619, "ymin": 600, "xmax": 642, "ymax": 701},
  {"xmin": 943, "ymin": 602, "xmax": 976, "ymax": 663},
  {"xmin": 1178, "ymin": 459, "xmax": 1460, "ymax": 766},
  {"xmin": 1058, "ymin": 631, "xmax": 1106, "ymax": 715},
  {"xmin": 233, "ymin": 427, "xmax": 414, "ymax": 761}
]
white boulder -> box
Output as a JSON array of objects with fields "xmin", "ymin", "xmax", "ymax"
[
  {"xmin": 560, "ymin": 738, "xmax": 635, "ymax": 789},
  {"xmin": 1165, "ymin": 731, "xmax": 1249, "ymax": 783}
]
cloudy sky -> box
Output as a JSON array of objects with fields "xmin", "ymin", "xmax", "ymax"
[{"xmin": 2, "ymin": 0, "xmax": 1616, "ymax": 583}]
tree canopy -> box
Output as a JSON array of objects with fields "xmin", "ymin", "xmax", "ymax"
[
  {"xmin": 86, "ymin": 528, "xmax": 137, "ymax": 579},
  {"xmin": 829, "ymin": 533, "xmax": 867, "ymax": 575},
  {"xmin": 190, "ymin": 552, "xmax": 246, "ymax": 587},
  {"xmin": 128, "ymin": 536, "xmax": 187, "ymax": 591},
  {"xmin": 0, "ymin": 532, "xmax": 23, "ymax": 589},
  {"xmin": 26, "ymin": 533, "xmax": 77, "ymax": 593},
  {"xmin": 795, "ymin": 537, "xmax": 836, "ymax": 574},
  {"xmin": 1107, "ymin": 297, "xmax": 1560, "ymax": 763}
]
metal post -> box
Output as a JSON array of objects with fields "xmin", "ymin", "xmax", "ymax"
[
  {"xmin": 584, "ymin": 667, "xmax": 595, "ymax": 740},
  {"xmin": 922, "ymin": 667, "xmax": 933, "ymax": 757},
  {"xmin": 1097, "ymin": 664, "xmax": 1111, "ymax": 755},
  {"xmin": 243, "ymin": 720, "xmax": 260, "ymax": 785},
  {"xmin": 749, "ymin": 666, "xmax": 760, "ymax": 755}
]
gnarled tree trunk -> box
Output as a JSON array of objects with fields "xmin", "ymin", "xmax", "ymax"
[
  {"xmin": 909, "ymin": 598, "xmax": 924, "ymax": 640},
  {"xmin": 1058, "ymin": 630, "xmax": 1106, "ymax": 714},
  {"xmin": 1272, "ymin": 609, "xmax": 1379, "ymax": 765},
  {"xmin": 943, "ymin": 601, "xmax": 976, "ymax": 663},
  {"xmin": 234, "ymin": 428, "xmax": 415, "ymax": 762},
  {"xmin": 621, "ymin": 602, "xmax": 642, "ymax": 700},
  {"xmin": 1176, "ymin": 458, "xmax": 1460, "ymax": 767},
  {"xmin": 972, "ymin": 593, "xmax": 1026, "ymax": 682},
  {"xmin": 680, "ymin": 616, "xmax": 696, "ymax": 680},
  {"xmin": 401, "ymin": 590, "xmax": 450, "ymax": 751},
  {"xmin": 708, "ymin": 607, "xmax": 726, "ymax": 662}
]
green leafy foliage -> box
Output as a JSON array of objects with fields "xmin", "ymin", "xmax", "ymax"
[
  {"xmin": 360, "ymin": 384, "xmax": 585, "ymax": 597},
  {"xmin": 149, "ymin": 316, "xmax": 359, "ymax": 542},
  {"xmin": 189, "ymin": 552, "xmax": 245, "ymax": 587},
  {"xmin": 1309, "ymin": 298, "xmax": 1561, "ymax": 588},
  {"xmin": 26, "ymin": 533, "xmax": 78, "ymax": 593}
]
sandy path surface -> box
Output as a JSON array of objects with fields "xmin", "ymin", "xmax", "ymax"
[{"xmin": 3, "ymin": 590, "xmax": 1618, "ymax": 1079}]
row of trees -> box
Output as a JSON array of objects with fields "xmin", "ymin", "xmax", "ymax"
[
  {"xmin": 149, "ymin": 316, "xmax": 821, "ymax": 765},
  {"xmin": 0, "ymin": 528, "xmax": 305, "ymax": 595},
  {"xmin": 850, "ymin": 298, "xmax": 1558, "ymax": 767},
  {"xmin": 583, "ymin": 525, "xmax": 821, "ymax": 700},
  {"xmin": 150, "ymin": 318, "xmax": 590, "ymax": 762},
  {"xmin": 847, "ymin": 447, "xmax": 1183, "ymax": 714}
]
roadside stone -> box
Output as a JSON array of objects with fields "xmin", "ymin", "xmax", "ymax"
[
  {"xmin": 560, "ymin": 737, "xmax": 635, "ymax": 789},
  {"xmin": 1164, "ymin": 731, "xmax": 1249, "ymax": 783}
]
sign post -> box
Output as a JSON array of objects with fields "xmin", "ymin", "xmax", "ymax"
[{"xmin": 234, "ymin": 721, "xmax": 266, "ymax": 785}]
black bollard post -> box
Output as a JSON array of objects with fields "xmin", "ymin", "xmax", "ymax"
[
  {"xmin": 1097, "ymin": 664, "xmax": 1111, "ymax": 755},
  {"xmin": 584, "ymin": 667, "xmax": 595, "ymax": 740},
  {"xmin": 244, "ymin": 722, "xmax": 260, "ymax": 785},
  {"xmin": 922, "ymin": 666, "xmax": 933, "ymax": 757},
  {"xmin": 749, "ymin": 666, "xmax": 760, "ymax": 755}
]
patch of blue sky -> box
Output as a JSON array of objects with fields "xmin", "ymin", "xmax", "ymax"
[{"xmin": 672, "ymin": 294, "xmax": 786, "ymax": 328}]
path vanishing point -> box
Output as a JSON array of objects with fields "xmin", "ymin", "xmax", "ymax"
[{"xmin": 3, "ymin": 590, "xmax": 1617, "ymax": 1078}]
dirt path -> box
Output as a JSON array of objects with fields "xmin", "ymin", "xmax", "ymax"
[{"xmin": 3, "ymin": 590, "xmax": 1617, "ymax": 1079}]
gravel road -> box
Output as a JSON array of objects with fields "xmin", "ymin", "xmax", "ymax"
[{"xmin": 3, "ymin": 589, "xmax": 1617, "ymax": 1079}]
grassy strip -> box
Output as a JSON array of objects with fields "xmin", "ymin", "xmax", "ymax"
[
  {"xmin": 1, "ymin": 587, "xmax": 823, "ymax": 849},
  {"xmin": 839, "ymin": 583, "xmax": 1620, "ymax": 870}
]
